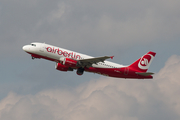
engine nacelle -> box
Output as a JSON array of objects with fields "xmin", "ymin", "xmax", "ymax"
[
  {"xmin": 60, "ymin": 58, "xmax": 78, "ymax": 68},
  {"xmin": 55, "ymin": 63, "xmax": 73, "ymax": 72}
]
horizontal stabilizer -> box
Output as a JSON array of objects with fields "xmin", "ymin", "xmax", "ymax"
[{"xmin": 135, "ymin": 72, "xmax": 154, "ymax": 76}]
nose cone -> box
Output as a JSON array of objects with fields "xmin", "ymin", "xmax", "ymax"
[{"xmin": 22, "ymin": 45, "xmax": 28, "ymax": 52}]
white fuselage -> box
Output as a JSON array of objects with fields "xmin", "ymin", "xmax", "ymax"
[{"xmin": 23, "ymin": 42, "xmax": 125, "ymax": 69}]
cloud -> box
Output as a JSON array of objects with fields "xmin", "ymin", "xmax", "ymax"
[
  {"xmin": 1, "ymin": 0, "xmax": 180, "ymax": 56},
  {"xmin": 0, "ymin": 55, "xmax": 180, "ymax": 120}
]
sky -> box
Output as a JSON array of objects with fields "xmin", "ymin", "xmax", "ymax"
[{"xmin": 0, "ymin": 0, "xmax": 180, "ymax": 120}]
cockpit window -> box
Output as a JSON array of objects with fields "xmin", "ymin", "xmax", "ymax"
[{"xmin": 31, "ymin": 44, "xmax": 36, "ymax": 47}]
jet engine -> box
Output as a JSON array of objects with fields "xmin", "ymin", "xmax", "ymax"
[
  {"xmin": 60, "ymin": 58, "xmax": 78, "ymax": 68},
  {"xmin": 55, "ymin": 63, "xmax": 73, "ymax": 71}
]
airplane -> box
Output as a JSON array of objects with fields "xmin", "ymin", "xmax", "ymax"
[{"xmin": 22, "ymin": 42, "xmax": 156, "ymax": 79}]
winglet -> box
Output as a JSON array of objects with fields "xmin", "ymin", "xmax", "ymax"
[{"xmin": 110, "ymin": 56, "xmax": 114, "ymax": 59}]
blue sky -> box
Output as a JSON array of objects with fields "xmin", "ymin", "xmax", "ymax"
[{"xmin": 0, "ymin": 0, "xmax": 180, "ymax": 120}]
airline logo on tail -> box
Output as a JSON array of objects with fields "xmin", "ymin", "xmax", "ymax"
[{"xmin": 138, "ymin": 54, "xmax": 154, "ymax": 70}]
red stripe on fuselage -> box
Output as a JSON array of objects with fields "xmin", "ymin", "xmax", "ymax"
[
  {"xmin": 27, "ymin": 52, "xmax": 60, "ymax": 63},
  {"xmin": 85, "ymin": 67, "xmax": 152, "ymax": 79}
]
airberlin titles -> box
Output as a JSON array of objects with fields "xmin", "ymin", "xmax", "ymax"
[{"xmin": 46, "ymin": 47, "xmax": 81, "ymax": 59}]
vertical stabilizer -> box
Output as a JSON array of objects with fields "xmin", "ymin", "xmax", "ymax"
[{"xmin": 128, "ymin": 51, "xmax": 156, "ymax": 72}]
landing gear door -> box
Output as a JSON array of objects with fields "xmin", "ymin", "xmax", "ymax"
[{"xmin": 40, "ymin": 43, "xmax": 45, "ymax": 52}]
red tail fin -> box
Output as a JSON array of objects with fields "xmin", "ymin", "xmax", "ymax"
[{"xmin": 128, "ymin": 51, "xmax": 156, "ymax": 72}]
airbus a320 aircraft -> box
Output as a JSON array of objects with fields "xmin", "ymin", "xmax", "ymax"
[{"xmin": 23, "ymin": 42, "xmax": 156, "ymax": 79}]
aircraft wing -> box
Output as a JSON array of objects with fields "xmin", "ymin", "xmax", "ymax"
[{"xmin": 77, "ymin": 56, "xmax": 114, "ymax": 67}]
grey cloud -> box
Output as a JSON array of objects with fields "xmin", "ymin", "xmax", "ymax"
[
  {"xmin": 0, "ymin": 0, "xmax": 180, "ymax": 56},
  {"xmin": 0, "ymin": 55, "xmax": 180, "ymax": 120}
]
